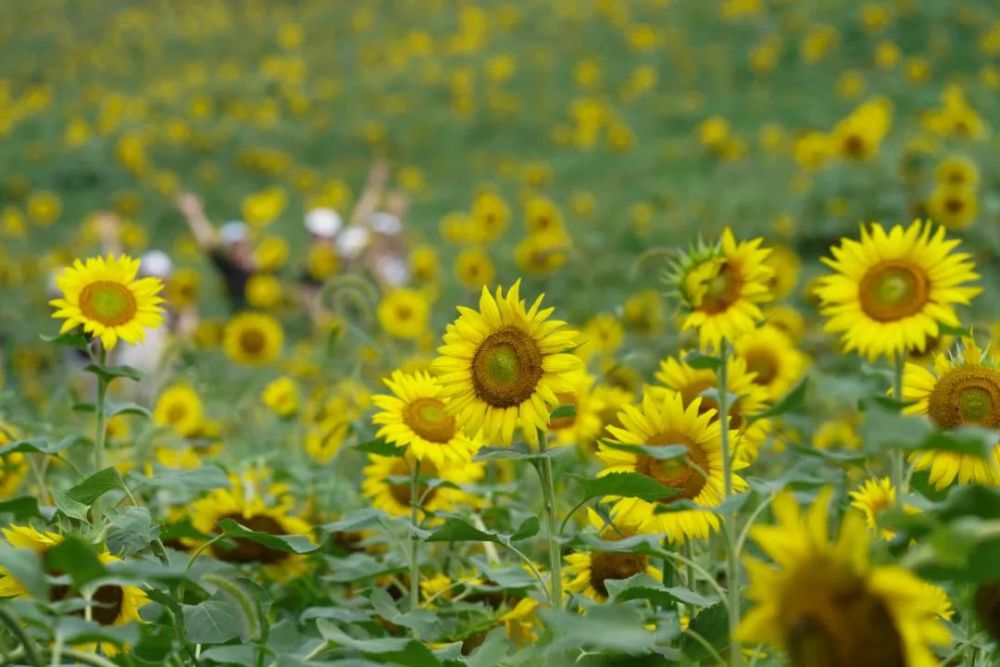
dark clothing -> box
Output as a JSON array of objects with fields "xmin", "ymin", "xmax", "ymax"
[{"xmin": 209, "ymin": 248, "xmax": 252, "ymax": 311}]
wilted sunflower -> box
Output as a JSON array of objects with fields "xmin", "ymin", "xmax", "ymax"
[
  {"xmin": 432, "ymin": 281, "xmax": 581, "ymax": 447},
  {"xmin": 737, "ymin": 488, "xmax": 952, "ymax": 667},
  {"xmin": 563, "ymin": 509, "xmax": 661, "ymax": 601},
  {"xmin": 189, "ymin": 469, "xmax": 314, "ymax": 579},
  {"xmin": 901, "ymin": 337, "xmax": 1000, "ymax": 487},
  {"xmin": 733, "ymin": 324, "xmax": 808, "ymax": 403},
  {"xmin": 816, "ymin": 221, "xmax": 980, "ymax": 361},
  {"xmin": 223, "ymin": 312, "xmax": 284, "ymax": 366},
  {"xmin": 596, "ymin": 390, "xmax": 745, "ymax": 542},
  {"xmin": 372, "ymin": 370, "xmax": 482, "ymax": 467},
  {"xmin": 0, "ymin": 526, "xmax": 148, "ymax": 655},
  {"xmin": 654, "ymin": 352, "xmax": 771, "ymax": 460},
  {"xmin": 153, "ymin": 384, "xmax": 203, "ymax": 437},
  {"xmin": 666, "ymin": 228, "xmax": 773, "ymax": 351},
  {"xmin": 361, "ymin": 453, "xmax": 484, "ymax": 519},
  {"xmin": 50, "ymin": 254, "xmax": 165, "ymax": 349}
]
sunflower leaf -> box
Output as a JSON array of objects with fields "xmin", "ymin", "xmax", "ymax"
[
  {"xmin": 67, "ymin": 467, "xmax": 126, "ymax": 505},
  {"xmin": 747, "ymin": 377, "xmax": 808, "ymax": 423},
  {"xmin": 104, "ymin": 402, "xmax": 152, "ymax": 419},
  {"xmin": 354, "ymin": 437, "xmax": 401, "ymax": 457},
  {"xmin": 40, "ymin": 330, "xmax": 90, "ymax": 350},
  {"xmin": 0, "ymin": 544, "xmax": 47, "ymax": 599},
  {"xmin": 216, "ymin": 518, "xmax": 320, "ymax": 555},
  {"xmin": 0, "ymin": 496, "xmax": 43, "ymax": 521},
  {"xmin": 906, "ymin": 425, "xmax": 996, "ymax": 459},
  {"xmin": 0, "ymin": 434, "xmax": 88, "ymax": 456},
  {"xmin": 577, "ymin": 472, "xmax": 677, "ymax": 503},
  {"xmin": 550, "ymin": 404, "xmax": 576, "ymax": 420},
  {"xmin": 183, "ymin": 596, "xmax": 244, "ymax": 645},
  {"xmin": 598, "ymin": 440, "xmax": 688, "ymax": 460},
  {"xmin": 84, "ymin": 364, "xmax": 143, "ymax": 383},
  {"xmin": 684, "ymin": 351, "xmax": 721, "ymax": 370},
  {"xmin": 45, "ymin": 536, "xmax": 107, "ymax": 589}
]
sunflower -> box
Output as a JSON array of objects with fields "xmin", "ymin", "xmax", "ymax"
[
  {"xmin": 736, "ymin": 488, "xmax": 952, "ymax": 667},
  {"xmin": 223, "ymin": 312, "xmax": 284, "ymax": 366},
  {"xmin": 372, "ymin": 370, "xmax": 482, "ymax": 467},
  {"xmin": 733, "ymin": 324, "xmax": 808, "ymax": 403},
  {"xmin": 0, "ymin": 526, "xmax": 148, "ymax": 655},
  {"xmin": 189, "ymin": 469, "xmax": 314, "ymax": 580},
  {"xmin": 153, "ymin": 384, "xmax": 203, "ymax": 437},
  {"xmin": 900, "ymin": 337, "xmax": 1000, "ymax": 488},
  {"xmin": 654, "ymin": 352, "xmax": 771, "ymax": 461},
  {"xmin": 668, "ymin": 228, "xmax": 774, "ymax": 351},
  {"xmin": 0, "ymin": 422, "xmax": 27, "ymax": 497},
  {"xmin": 763, "ymin": 244, "xmax": 801, "ymax": 299},
  {"xmin": 564, "ymin": 509, "xmax": 661, "ymax": 601},
  {"xmin": 361, "ymin": 453, "xmax": 484, "ymax": 519},
  {"xmin": 596, "ymin": 390, "xmax": 744, "ymax": 542},
  {"xmin": 261, "ymin": 376, "xmax": 300, "ymax": 418},
  {"xmin": 577, "ymin": 314, "xmax": 625, "ymax": 363},
  {"xmin": 304, "ymin": 419, "xmax": 349, "ymax": 464},
  {"xmin": 547, "ymin": 369, "xmax": 606, "ymax": 448},
  {"xmin": 432, "ymin": 281, "xmax": 581, "ymax": 448},
  {"xmin": 49, "ymin": 254, "xmax": 165, "ymax": 349},
  {"xmin": 377, "ymin": 288, "xmax": 430, "ymax": 340},
  {"xmin": 816, "ymin": 221, "xmax": 980, "ymax": 361},
  {"xmin": 849, "ymin": 477, "xmax": 920, "ymax": 540},
  {"xmin": 454, "ymin": 247, "xmax": 496, "ymax": 289},
  {"xmin": 763, "ymin": 304, "xmax": 806, "ymax": 341},
  {"xmin": 926, "ymin": 184, "xmax": 978, "ymax": 230}
]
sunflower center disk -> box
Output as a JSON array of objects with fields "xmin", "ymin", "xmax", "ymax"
[
  {"xmin": 79, "ymin": 281, "xmax": 138, "ymax": 327},
  {"xmin": 783, "ymin": 563, "xmax": 906, "ymax": 667},
  {"xmin": 49, "ymin": 570, "xmax": 125, "ymax": 626},
  {"xmin": 588, "ymin": 551, "xmax": 648, "ymax": 598},
  {"xmin": 240, "ymin": 329, "xmax": 267, "ymax": 354},
  {"xmin": 471, "ymin": 327, "xmax": 543, "ymax": 407},
  {"xmin": 746, "ymin": 350, "xmax": 779, "ymax": 385},
  {"xmin": 928, "ymin": 366, "xmax": 1000, "ymax": 430},
  {"xmin": 636, "ymin": 432, "xmax": 709, "ymax": 502},
  {"xmin": 858, "ymin": 260, "xmax": 929, "ymax": 322},
  {"xmin": 699, "ymin": 262, "xmax": 742, "ymax": 314},
  {"xmin": 403, "ymin": 397, "xmax": 456, "ymax": 443}
]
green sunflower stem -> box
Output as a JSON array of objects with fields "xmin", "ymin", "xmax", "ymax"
[
  {"xmin": 536, "ymin": 430, "xmax": 563, "ymax": 609},
  {"xmin": 92, "ymin": 345, "xmax": 110, "ymax": 523},
  {"xmin": 718, "ymin": 340, "xmax": 742, "ymax": 667},
  {"xmin": 892, "ymin": 349, "xmax": 907, "ymax": 505},
  {"xmin": 409, "ymin": 460, "xmax": 421, "ymax": 614}
]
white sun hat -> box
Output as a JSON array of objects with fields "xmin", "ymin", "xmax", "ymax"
[
  {"xmin": 305, "ymin": 208, "xmax": 343, "ymax": 238},
  {"xmin": 219, "ymin": 220, "xmax": 249, "ymax": 245},
  {"xmin": 336, "ymin": 226, "xmax": 370, "ymax": 260},
  {"xmin": 140, "ymin": 250, "xmax": 174, "ymax": 279}
]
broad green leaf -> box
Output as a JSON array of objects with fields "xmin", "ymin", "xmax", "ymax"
[
  {"xmin": 67, "ymin": 466, "xmax": 125, "ymax": 505},
  {"xmin": 684, "ymin": 350, "xmax": 721, "ymax": 370},
  {"xmin": 473, "ymin": 443, "xmax": 568, "ymax": 461},
  {"xmin": 105, "ymin": 402, "xmax": 152, "ymax": 419},
  {"xmin": 906, "ymin": 426, "xmax": 996, "ymax": 460},
  {"xmin": 679, "ymin": 603, "xmax": 730, "ymax": 661},
  {"xmin": 598, "ymin": 440, "xmax": 688, "ymax": 460},
  {"xmin": 354, "ymin": 437, "xmax": 401, "ymax": 456},
  {"xmin": 550, "ymin": 404, "xmax": 576, "ymax": 420},
  {"xmin": 45, "ymin": 536, "xmax": 107, "ymax": 589},
  {"xmin": 106, "ymin": 507, "xmax": 159, "ymax": 556},
  {"xmin": 53, "ymin": 490, "xmax": 90, "ymax": 520},
  {"xmin": 0, "ymin": 496, "xmax": 43, "ymax": 521},
  {"xmin": 41, "ymin": 330, "xmax": 89, "ymax": 350},
  {"xmin": 424, "ymin": 515, "xmax": 539, "ymax": 545},
  {"xmin": 316, "ymin": 619, "xmax": 411, "ymax": 652},
  {"xmin": 578, "ymin": 472, "xmax": 677, "ymax": 503},
  {"xmin": 0, "ymin": 544, "xmax": 47, "ymax": 599},
  {"xmin": 216, "ymin": 518, "xmax": 320, "ymax": 555},
  {"xmin": 748, "ymin": 378, "xmax": 808, "ymax": 423},
  {"xmin": 182, "ymin": 596, "xmax": 243, "ymax": 644},
  {"xmin": 508, "ymin": 516, "xmax": 541, "ymax": 542},
  {"xmin": 0, "ymin": 434, "xmax": 89, "ymax": 456},
  {"xmin": 322, "ymin": 508, "xmax": 389, "ymax": 534},
  {"xmin": 541, "ymin": 602, "xmax": 656, "ymax": 653},
  {"xmin": 84, "ymin": 363, "xmax": 142, "ymax": 383},
  {"xmin": 128, "ymin": 464, "xmax": 229, "ymax": 491}
]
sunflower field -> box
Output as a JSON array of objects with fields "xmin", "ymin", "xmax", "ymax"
[{"xmin": 3, "ymin": 0, "xmax": 1000, "ymax": 665}]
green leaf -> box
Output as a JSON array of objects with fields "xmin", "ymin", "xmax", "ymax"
[
  {"xmin": 598, "ymin": 440, "xmax": 688, "ymax": 460},
  {"xmin": 541, "ymin": 602, "xmax": 656, "ymax": 653},
  {"xmin": 354, "ymin": 437, "xmax": 401, "ymax": 456},
  {"xmin": 72, "ymin": 402, "xmax": 96, "ymax": 413},
  {"xmin": 906, "ymin": 426, "xmax": 996, "ymax": 460},
  {"xmin": 578, "ymin": 472, "xmax": 677, "ymax": 503},
  {"xmin": 322, "ymin": 508, "xmax": 389, "ymax": 534},
  {"xmin": 0, "ymin": 434, "xmax": 88, "ymax": 456},
  {"xmin": 106, "ymin": 507, "xmax": 159, "ymax": 556},
  {"xmin": 104, "ymin": 402, "xmax": 152, "ymax": 419},
  {"xmin": 41, "ymin": 330, "xmax": 89, "ymax": 350},
  {"xmin": 748, "ymin": 378, "xmax": 808, "ymax": 423},
  {"xmin": 45, "ymin": 536, "xmax": 107, "ymax": 589},
  {"xmin": 550, "ymin": 404, "xmax": 576, "ymax": 420},
  {"xmin": 128, "ymin": 464, "xmax": 229, "ymax": 491},
  {"xmin": 508, "ymin": 516, "xmax": 541, "ymax": 542},
  {"xmin": 67, "ymin": 467, "xmax": 125, "ymax": 505},
  {"xmin": 680, "ymin": 603, "xmax": 730, "ymax": 661},
  {"xmin": 423, "ymin": 515, "xmax": 539, "ymax": 545},
  {"xmin": 465, "ymin": 627, "xmax": 509, "ymax": 667},
  {"xmin": 0, "ymin": 544, "xmax": 47, "ymax": 599},
  {"xmin": 473, "ymin": 442, "xmax": 568, "ymax": 461},
  {"xmin": 684, "ymin": 350, "xmax": 721, "ymax": 370},
  {"xmin": 53, "ymin": 490, "xmax": 90, "ymax": 520},
  {"xmin": 182, "ymin": 596, "xmax": 244, "ymax": 644},
  {"xmin": 315, "ymin": 619, "xmax": 411, "ymax": 652},
  {"xmin": 216, "ymin": 518, "xmax": 319, "ymax": 555},
  {"xmin": 0, "ymin": 496, "xmax": 43, "ymax": 521},
  {"xmin": 84, "ymin": 364, "xmax": 143, "ymax": 383},
  {"xmin": 859, "ymin": 405, "xmax": 931, "ymax": 455}
]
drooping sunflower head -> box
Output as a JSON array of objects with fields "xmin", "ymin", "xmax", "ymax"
[
  {"xmin": 596, "ymin": 390, "xmax": 742, "ymax": 542},
  {"xmin": 817, "ymin": 220, "xmax": 980, "ymax": 362},
  {"xmin": 50, "ymin": 254, "xmax": 166, "ymax": 350},
  {"xmin": 223, "ymin": 312, "xmax": 284, "ymax": 366},
  {"xmin": 373, "ymin": 369, "xmax": 482, "ymax": 467},
  {"xmin": 902, "ymin": 337, "xmax": 1000, "ymax": 488},
  {"xmin": 432, "ymin": 281, "xmax": 581, "ymax": 447},
  {"xmin": 737, "ymin": 488, "xmax": 952, "ymax": 667},
  {"xmin": 666, "ymin": 228, "xmax": 773, "ymax": 351}
]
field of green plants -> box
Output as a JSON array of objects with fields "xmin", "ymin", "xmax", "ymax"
[{"xmin": 1, "ymin": 1, "xmax": 1000, "ymax": 665}]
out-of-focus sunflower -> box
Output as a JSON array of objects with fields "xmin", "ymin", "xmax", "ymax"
[
  {"xmin": 373, "ymin": 370, "xmax": 482, "ymax": 467},
  {"xmin": 547, "ymin": 368, "xmax": 605, "ymax": 448},
  {"xmin": 563, "ymin": 509, "xmax": 661, "ymax": 601},
  {"xmin": 596, "ymin": 390, "xmax": 745, "ymax": 542},
  {"xmin": 432, "ymin": 281, "xmax": 581, "ymax": 447},
  {"xmin": 849, "ymin": 477, "xmax": 919, "ymax": 539},
  {"xmin": 50, "ymin": 254, "xmax": 165, "ymax": 349},
  {"xmin": 667, "ymin": 228, "xmax": 773, "ymax": 351},
  {"xmin": 304, "ymin": 419, "xmax": 349, "ymax": 464},
  {"xmin": 165, "ymin": 267, "xmax": 199, "ymax": 309},
  {"xmin": 223, "ymin": 312, "xmax": 284, "ymax": 366},
  {"xmin": 577, "ymin": 314, "xmax": 624, "ymax": 363},
  {"xmin": 763, "ymin": 304, "xmax": 806, "ymax": 341},
  {"xmin": 816, "ymin": 221, "xmax": 980, "ymax": 361},
  {"xmin": 454, "ymin": 247, "xmax": 496, "ymax": 289},
  {"xmin": 246, "ymin": 274, "xmax": 283, "ymax": 310},
  {"xmin": 153, "ymin": 384, "xmax": 203, "ymax": 437},
  {"xmin": 926, "ymin": 184, "xmax": 978, "ymax": 230},
  {"xmin": 377, "ymin": 288, "xmax": 430, "ymax": 340},
  {"xmin": 736, "ymin": 488, "xmax": 952, "ymax": 667},
  {"xmin": 654, "ymin": 353, "xmax": 771, "ymax": 460},
  {"xmin": 514, "ymin": 230, "xmax": 570, "ymax": 276},
  {"xmin": 261, "ymin": 376, "xmax": 300, "ymax": 418},
  {"xmin": 901, "ymin": 337, "xmax": 1000, "ymax": 488},
  {"xmin": 189, "ymin": 470, "xmax": 314, "ymax": 580},
  {"xmin": 361, "ymin": 453, "xmax": 484, "ymax": 519},
  {"xmin": 622, "ymin": 289, "xmax": 664, "ymax": 337},
  {"xmin": 733, "ymin": 325, "xmax": 808, "ymax": 403},
  {"xmin": 0, "ymin": 422, "xmax": 27, "ymax": 497},
  {"xmin": 763, "ymin": 244, "xmax": 801, "ymax": 299}
]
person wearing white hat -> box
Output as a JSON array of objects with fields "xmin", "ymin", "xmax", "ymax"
[
  {"xmin": 176, "ymin": 192, "xmax": 257, "ymax": 311},
  {"xmin": 305, "ymin": 207, "xmax": 343, "ymax": 240}
]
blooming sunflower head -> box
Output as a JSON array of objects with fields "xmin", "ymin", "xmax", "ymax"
[
  {"xmin": 372, "ymin": 369, "xmax": 482, "ymax": 467},
  {"xmin": 563, "ymin": 509, "xmax": 661, "ymax": 601},
  {"xmin": 665, "ymin": 228, "xmax": 773, "ymax": 351},
  {"xmin": 432, "ymin": 281, "xmax": 581, "ymax": 447},
  {"xmin": 901, "ymin": 336, "xmax": 1000, "ymax": 488},
  {"xmin": 595, "ymin": 390, "xmax": 744, "ymax": 542},
  {"xmin": 223, "ymin": 312, "xmax": 284, "ymax": 366},
  {"xmin": 737, "ymin": 488, "xmax": 952, "ymax": 667},
  {"xmin": 153, "ymin": 384, "xmax": 204, "ymax": 437},
  {"xmin": 817, "ymin": 220, "xmax": 980, "ymax": 362},
  {"xmin": 50, "ymin": 254, "xmax": 166, "ymax": 350}
]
